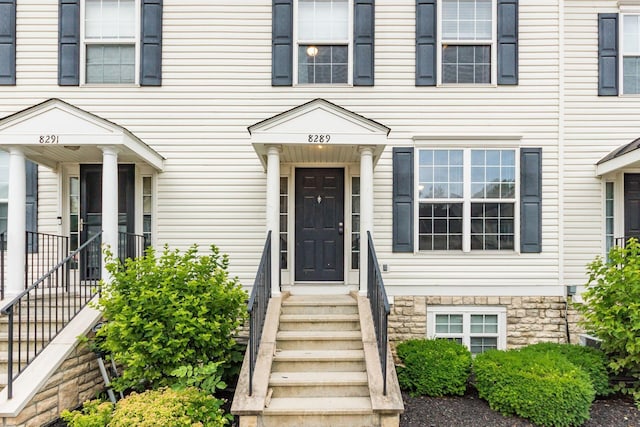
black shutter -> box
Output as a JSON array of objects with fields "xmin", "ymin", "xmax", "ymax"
[
  {"xmin": 598, "ymin": 13, "xmax": 618, "ymax": 96},
  {"xmin": 497, "ymin": 0, "xmax": 518, "ymax": 85},
  {"xmin": 393, "ymin": 148, "xmax": 414, "ymax": 252},
  {"xmin": 140, "ymin": 0, "xmax": 162, "ymax": 86},
  {"xmin": 416, "ymin": 0, "xmax": 436, "ymax": 86},
  {"xmin": 26, "ymin": 161, "xmax": 38, "ymax": 253},
  {"xmin": 58, "ymin": 0, "xmax": 80, "ymax": 86},
  {"xmin": 272, "ymin": 0, "xmax": 293, "ymax": 86},
  {"xmin": 354, "ymin": 0, "xmax": 374, "ymax": 86},
  {"xmin": 520, "ymin": 148, "xmax": 542, "ymax": 253},
  {"xmin": 0, "ymin": 0, "xmax": 16, "ymax": 85}
]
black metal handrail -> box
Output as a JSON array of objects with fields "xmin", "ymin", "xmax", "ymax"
[
  {"xmin": 247, "ymin": 231, "xmax": 271, "ymax": 396},
  {"xmin": 118, "ymin": 232, "xmax": 147, "ymax": 263},
  {"xmin": 367, "ymin": 231, "xmax": 390, "ymax": 395},
  {"xmin": 25, "ymin": 231, "xmax": 69, "ymax": 291},
  {"xmin": 1, "ymin": 232, "xmax": 5, "ymax": 300},
  {"xmin": 1, "ymin": 231, "xmax": 103, "ymax": 399},
  {"xmin": 615, "ymin": 236, "xmax": 640, "ymax": 248}
]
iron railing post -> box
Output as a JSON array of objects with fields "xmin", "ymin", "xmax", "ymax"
[
  {"xmin": 367, "ymin": 231, "xmax": 389, "ymax": 396},
  {"xmin": 6, "ymin": 307, "xmax": 13, "ymax": 399}
]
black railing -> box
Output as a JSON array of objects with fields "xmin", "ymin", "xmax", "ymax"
[
  {"xmin": 1, "ymin": 232, "xmax": 5, "ymax": 300},
  {"xmin": 614, "ymin": 236, "xmax": 640, "ymax": 248},
  {"xmin": 1, "ymin": 232, "xmax": 102, "ymax": 399},
  {"xmin": 118, "ymin": 232, "xmax": 147, "ymax": 263},
  {"xmin": 25, "ymin": 232, "xmax": 69, "ymax": 290},
  {"xmin": 367, "ymin": 231, "xmax": 390, "ymax": 396},
  {"xmin": 247, "ymin": 231, "xmax": 271, "ymax": 396}
]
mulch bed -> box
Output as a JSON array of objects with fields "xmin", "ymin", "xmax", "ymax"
[{"xmin": 400, "ymin": 389, "xmax": 640, "ymax": 427}]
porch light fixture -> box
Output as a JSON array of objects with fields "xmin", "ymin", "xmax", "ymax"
[
  {"xmin": 64, "ymin": 145, "xmax": 81, "ymax": 151},
  {"xmin": 306, "ymin": 46, "xmax": 319, "ymax": 57}
]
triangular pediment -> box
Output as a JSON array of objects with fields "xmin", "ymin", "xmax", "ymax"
[
  {"xmin": 249, "ymin": 99, "xmax": 389, "ymax": 144},
  {"xmin": 0, "ymin": 99, "xmax": 164, "ymax": 170}
]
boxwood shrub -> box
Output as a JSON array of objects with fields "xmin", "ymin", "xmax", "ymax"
[
  {"xmin": 474, "ymin": 349, "xmax": 595, "ymax": 427},
  {"xmin": 396, "ymin": 338, "xmax": 471, "ymax": 397},
  {"xmin": 522, "ymin": 342, "xmax": 612, "ymax": 397}
]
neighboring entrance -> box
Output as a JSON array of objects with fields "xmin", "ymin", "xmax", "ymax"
[
  {"xmin": 625, "ymin": 174, "xmax": 640, "ymax": 240},
  {"xmin": 295, "ymin": 168, "xmax": 345, "ymax": 282},
  {"xmin": 79, "ymin": 164, "xmax": 135, "ymax": 279}
]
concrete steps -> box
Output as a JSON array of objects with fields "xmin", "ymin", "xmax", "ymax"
[{"xmin": 262, "ymin": 294, "xmax": 379, "ymax": 427}]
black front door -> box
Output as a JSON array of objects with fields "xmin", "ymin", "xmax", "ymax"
[
  {"xmin": 625, "ymin": 174, "xmax": 640, "ymax": 240},
  {"xmin": 295, "ymin": 168, "xmax": 345, "ymax": 282},
  {"xmin": 80, "ymin": 164, "xmax": 135, "ymax": 279}
]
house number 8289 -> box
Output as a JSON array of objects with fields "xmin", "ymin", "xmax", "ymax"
[{"xmin": 308, "ymin": 134, "xmax": 331, "ymax": 143}]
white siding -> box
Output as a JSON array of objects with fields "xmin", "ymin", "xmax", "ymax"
[{"xmin": 3, "ymin": 0, "xmax": 562, "ymax": 296}]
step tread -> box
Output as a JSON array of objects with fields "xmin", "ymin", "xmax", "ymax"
[
  {"xmin": 276, "ymin": 330, "xmax": 362, "ymax": 340},
  {"xmin": 274, "ymin": 349, "xmax": 364, "ymax": 361},
  {"xmin": 282, "ymin": 296, "xmax": 356, "ymax": 306},
  {"xmin": 264, "ymin": 397, "xmax": 372, "ymax": 414},
  {"xmin": 279, "ymin": 314, "xmax": 359, "ymax": 322},
  {"xmin": 269, "ymin": 371, "xmax": 368, "ymax": 386}
]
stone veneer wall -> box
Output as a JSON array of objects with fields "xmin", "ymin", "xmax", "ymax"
[
  {"xmin": 1, "ymin": 343, "xmax": 104, "ymax": 427},
  {"xmin": 389, "ymin": 296, "xmax": 584, "ymax": 351}
]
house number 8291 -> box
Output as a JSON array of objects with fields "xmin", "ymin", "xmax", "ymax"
[
  {"xmin": 39, "ymin": 135, "xmax": 59, "ymax": 144},
  {"xmin": 308, "ymin": 134, "xmax": 331, "ymax": 143}
]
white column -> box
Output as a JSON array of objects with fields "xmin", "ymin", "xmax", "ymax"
[
  {"xmin": 266, "ymin": 146, "xmax": 281, "ymax": 296},
  {"xmin": 359, "ymin": 147, "xmax": 374, "ymax": 295},
  {"xmin": 6, "ymin": 147, "xmax": 26, "ymax": 296},
  {"xmin": 100, "ymin": 146, "xmax": 119, "ymax": 283}
]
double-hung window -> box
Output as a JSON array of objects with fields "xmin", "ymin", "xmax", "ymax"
[
  {"xmin": 622, "ymin": 14, "xmax": 640, "ymax": 94},
  {"xmin": 83, "ymin": 0, "xmax": 138, "ymax": 84},
  {"xmin": 296, "ymin": 0, "xmax": 350, "ymax": 84},
  {"xmin": 440, "ymin": 0, "xmax": 495, "ymax": 84},
  {"xmin": 418, "ymin": 148, "xmax": 517, "ymax": 251},
  {"xmin": 427, "ymin": 306, "xmax": 506, "ymax": 355}
]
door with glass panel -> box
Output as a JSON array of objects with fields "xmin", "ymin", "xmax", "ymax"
[{"xmin": 74, "ymin": 164, "xmax": 134, "ymax": 279}]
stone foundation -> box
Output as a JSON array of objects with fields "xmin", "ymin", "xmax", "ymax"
[
  {"xmin": 389, "ymin": 296, "xmax": 584, "ymax": 351},
  {"xmin": 1, "ymin": 343, "xmax": 104, "ymax": 427}
]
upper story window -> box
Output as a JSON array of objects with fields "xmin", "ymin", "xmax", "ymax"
[
  {"xmin": 439, "ymin": 0, "xmax": 495, "ymax": 84},
  {"xmin": 296, "ymin": 0, "xmax": 350, "ymax": 84},
  {"xmin": 83, "ymin": 0, "xmax": 138, "ymax": 84},
  {"xmin": 622, "ymin": 14, "xmax": 640, "ymax": 93},
  {"xmin": 418, "ymin": 148, "xmax": 517, "ymax": 251}
]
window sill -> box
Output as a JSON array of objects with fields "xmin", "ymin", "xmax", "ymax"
[
  {"xmin": 80, "ymin": 83, "xmax": 141, "ymax": 88},
  {"xmin": 293, "ymin": 83, "xmax": 353, "ymax": 88},
  {"xmin": 437, "ymin": 83, "xmax": 498, "ymax": 89}
]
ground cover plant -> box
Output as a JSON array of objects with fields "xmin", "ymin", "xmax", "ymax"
[
  {"xmin": 576, "ymin": 238, "xmax": 640, "ymax": 407},
  {"xmin": 473, "ymin": 348, "xmax": 595, "ymax": 427},
  {"xmin": 396, "ymin": 338, "xmax": 472, "ymax": 397}
]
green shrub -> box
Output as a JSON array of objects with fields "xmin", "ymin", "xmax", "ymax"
[
  {"xmin": 169, "ymin": 361, "xmax": 227, "ymax": 395},
  {"xmin": 522, "ymin": 342, "xmax": 612, "ymax": 397},
  {"xmin": 474, "ymin": 349, "xmax": 595, "ymax": 427},
  {"xmin": 396, "ymin": 339, "xmax": 471, "ymax": 397},
  {"xmin": 109, "ymin": 387, "xmax": 230, "ymax": 427},
  {"xmin": 96, "ymin": 244, "xmax": 247, "ymax": 392},
  {"xmin": 576, "ymin": 239, "xmax": 640, "ymax": 406},
  {"xmin": 60, "ymin": 399, "xmax": 113, "ymax": 427}
]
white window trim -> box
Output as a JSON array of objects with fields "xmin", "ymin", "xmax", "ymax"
[
  {"xmin": 80, "ymin": 0, "xmax": 141, "ymax": 86},
  {"xmin": 415, "ymin": 147, "xmax": 520, "ymax": 253},
  {"xmin": 427, "ymin": 306, "xmax": 507, "ymax": 353},
  {"xmin": 436, "ymin": 0, "xmax": 497, "ymax": 86},
  {"xmin": 292, "ymin": 0, "xmax": 354, "ymax": 86}
]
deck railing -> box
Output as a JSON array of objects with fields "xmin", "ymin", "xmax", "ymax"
[
  {"xmin": 25, "ymin": 232, "xmax": 70, "ymax": 291},
  {"xmin": 247, "ymin": 231, "xmax": 271, "ymax": 396},
  {"xmin": 118, "ymin": 232, "xmax": 147, "ymax": 262},
  {"xmin": 367, "ymin": 231, "xmax": 390, "ymax": 396},
  {"xmin": 0, "ymin": 232, "xmax": 103, "ymax": 399}
]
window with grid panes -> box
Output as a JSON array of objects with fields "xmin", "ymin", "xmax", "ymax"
[
  {"xmin": 441, "ymin": 0, "xmax": 493, "ymax": 84},
  {"xmin": 280, "ymin": 177, "xmax": 288, "ymax": 269},
  {"xmin": 142, "ymin": 176, "xmax": 152, "ymax": 248},
  {"xmin": 297, "ymin": 0, "xmax": 349, "ymax": 84},
  {"xmin": 351, "ymin": 176, "xmax": 360, "ymax": 269},
  {"xmin": 84, "ymin": 0, "xmax": 137, "ymax": 84},
  {"xmin": 428, "ymin": 308, "xmax": 505, "ymax": 355},
  {"xmin": 623, "ymin": 15, "xmax": 640, "ymax": 94}
]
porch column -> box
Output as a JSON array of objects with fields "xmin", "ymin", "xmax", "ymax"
[
  {"xmin": 266, "ymin": 145, "xmax": 281, "ymax": 296},
  {"xmin": 359, "ymin": 147, "xmax": 374, "ymax": 295},
  {"xmin": 6, "ymin": 147, "xmax": 26, "ymax": 296},
  {"xmin": 101, "ymin": 146, "xmax": 119, "ymax": 283}
]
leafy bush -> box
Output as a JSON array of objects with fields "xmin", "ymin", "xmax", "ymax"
[
  {"xmin": 109, "ymin": 387, "xmax": 230, "ymax": 427},
  {"xmin": 396, "ymin": 339, "xmax": 471, "ymax": 396},
  {"xmin": 474, "ymin": 349, "xmax": 595, "ymax": 427},
  {"xmin": 96, "ymin": 244, "xmax": 247, "ymax": 392},
  {"xmin": 60, "ymin": 399, "xmax": 113, "ymax": 427},
  {"xmin": 522, "ymin": 342, "xmax": 612, "ymax": 397},
  {"xmin": 169, "ymin": 361, "xmax": 227, "ymax": 395},
  {"xmin": 576, "ymin": 238, "xmax": 640, "ymax": 406}
]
